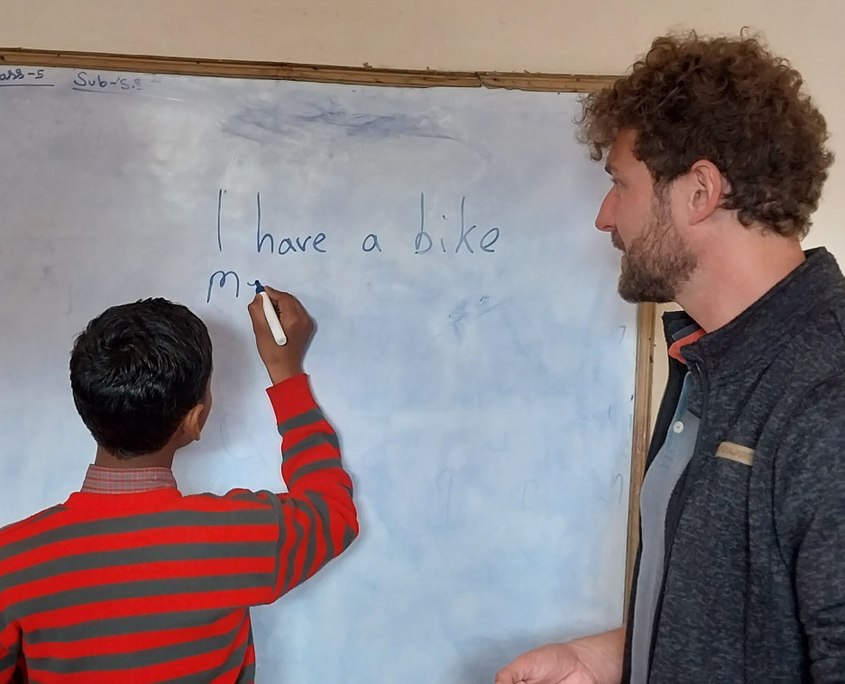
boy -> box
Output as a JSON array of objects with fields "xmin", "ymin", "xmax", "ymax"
[{"xmin": 0, "ymin": 287, "xmax": 358, "ymax": 682}]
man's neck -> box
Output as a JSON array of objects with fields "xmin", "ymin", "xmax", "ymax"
[{"xmin": 676, "ymin": 230, "xmax": 805, "ymax": 332}]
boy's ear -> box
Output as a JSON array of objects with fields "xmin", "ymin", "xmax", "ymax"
[{"xmin": 181, "ymin": 402, "xmax": 208, "ymax": 442}]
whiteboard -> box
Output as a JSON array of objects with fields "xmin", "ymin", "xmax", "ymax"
[{"xmin": 0, "ymin": 65, "xmax": 638, "ymax": 683}]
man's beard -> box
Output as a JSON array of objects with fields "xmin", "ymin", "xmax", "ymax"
[{"xmin": 615, "ymin": 195, "xmax": 696, "ymax": 303}]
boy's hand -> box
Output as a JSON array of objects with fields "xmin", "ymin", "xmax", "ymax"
[{"xmin": 248, "ymin": 287, "xmax": 314, "ymax": 385}]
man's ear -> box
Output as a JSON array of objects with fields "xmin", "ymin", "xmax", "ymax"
[
  {"xmin": 686, "ymin": 159, "xmax": 726, "ymax": 225},
  {"xmin": 180, "ymin": 402, "xmax": 207, "ymax": 442}
]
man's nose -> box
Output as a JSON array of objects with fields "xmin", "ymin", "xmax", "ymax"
[{"xmin": 595, "ymin": 190, "xmax": 616, "ymax": 233}]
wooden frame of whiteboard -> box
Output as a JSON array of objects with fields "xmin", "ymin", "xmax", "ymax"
[{"xmin": 0, "ymin": 47, "xmax": 655, "ymax": 618}]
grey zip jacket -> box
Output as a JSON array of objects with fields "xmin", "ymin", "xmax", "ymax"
[{"xmin": 623, "ymin": 247, "xmax": 845, "ymax": 682}]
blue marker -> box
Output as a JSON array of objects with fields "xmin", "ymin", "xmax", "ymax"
[{"xmin": 254, "ymin": 280, "xmax": 287, "ymax": 345}]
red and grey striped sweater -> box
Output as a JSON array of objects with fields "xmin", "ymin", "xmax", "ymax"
[{"xmin": 0, "ymin": 374, "xmax": 359, "ymax": 682}]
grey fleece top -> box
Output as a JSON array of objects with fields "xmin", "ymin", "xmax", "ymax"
[{"xmin": 623, "ymin": 247, "xmax": 845, "ymax": 682}]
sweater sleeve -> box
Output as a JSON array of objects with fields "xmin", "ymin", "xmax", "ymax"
[
  {"xmin": 774, "ymin": 378, "xmax": 845, "ymax": 682},
  {"xmin": 0, "ymin": 620, "xmax": 22, "ymax": 683},
  {"xmin": 261, "ymin": 373, "xmax": 359, "ymax": 600}
]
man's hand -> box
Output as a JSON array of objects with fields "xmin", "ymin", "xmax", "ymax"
[
  {"xmin": 248, "ymin": 287, "xmax": 314, "ymax": 384},
  {"xmin": 494, "ymin": 628, "xmax": 624, "ymax": 684}
]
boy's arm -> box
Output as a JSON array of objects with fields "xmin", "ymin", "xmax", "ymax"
[
  {"xmin": 264, "ymin": 373, "xmax": 358, "ymax": 595},
  {"xmin": 247, "ymin": 288, "xmax": 359, "ymax": 598},
  {"xmin": 0, "ymin": 619, "xmax": 22, "ymax": 682}
]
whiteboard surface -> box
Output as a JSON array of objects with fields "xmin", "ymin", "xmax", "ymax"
[{"xmin": 0, "ymin": 66, "xmax": 637, "ymax": 683}]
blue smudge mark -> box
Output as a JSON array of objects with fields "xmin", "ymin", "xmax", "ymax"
[
  {"xmin": 300, "ymin": 109, "xmax": 456, "ymax": 143},
  {"xmin": 222, "ymin": 100, "xmax": 490, "ymax": 158}
]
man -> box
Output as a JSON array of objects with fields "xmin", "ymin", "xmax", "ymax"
[
  {"xmin": 0, "ymin": 288, "xmax": 358, "ymax": 681},
  {"xmin": 496, "ymin": 32, "xmax": 844, "ymax": 682}
]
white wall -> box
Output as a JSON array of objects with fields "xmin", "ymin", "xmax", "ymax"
[{"xmin": 3, "ymin": 0, "xmax": 844, "ymax": 423}]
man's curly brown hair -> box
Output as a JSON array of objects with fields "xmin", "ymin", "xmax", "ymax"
[{"xmin": 578, "ymin": 31, "xmax": 833, "ymax": 238}]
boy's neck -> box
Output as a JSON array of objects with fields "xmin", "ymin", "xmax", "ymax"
[{"xmin": 94, "ymin": 446, "xmax": 175, "ymax": 469}]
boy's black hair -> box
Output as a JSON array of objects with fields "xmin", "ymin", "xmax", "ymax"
[{"xmin": 69, "ymin": 298, "xmax": 213, "ymax": 458}]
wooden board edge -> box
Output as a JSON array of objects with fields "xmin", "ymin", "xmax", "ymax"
[
  {"xmin": 624, "ymin": 302, "xmax": 656, "ymax": 619},
  {"xmin": 0, "ymin": 48, "xmax": 616, "ymax": 91}
]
